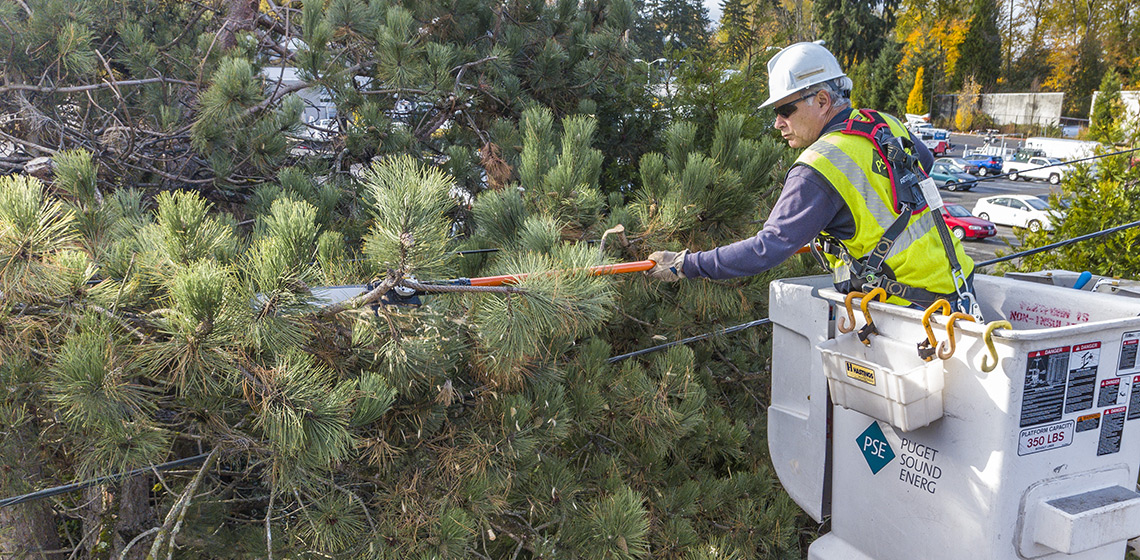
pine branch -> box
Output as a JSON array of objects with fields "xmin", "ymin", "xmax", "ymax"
[
  {"xmin": 319, "ymin": 272, "xmax": 400, "ymax": 318},
  {"xmin": 0, "ymin": 77, "xmax": 198, "ymax": 94}
]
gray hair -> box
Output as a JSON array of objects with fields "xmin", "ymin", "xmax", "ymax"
[{"xmin": 808, "ymin": 77, "xmax": 852, "ymax": 109}]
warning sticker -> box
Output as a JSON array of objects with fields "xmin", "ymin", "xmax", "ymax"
[
  {"xmin": 1018, "ymin": 420, "xmax": 1074, "ymax": 456},
  {"xmin": 1128, "ymin": 376, "xmax": 1140, "ymax": 421},
  {"xmin": 1119, "ymin": 331, "xmax": 1140, "ymax": 375},
  {"xmin": 1098, "ymin": 378, "xmax": 1122, "ymax": 408},
  {"xmin": 1097, "ymin": 406, "xmax": 1127, "ymax": 456},
  {"xmin": 1064, "ymin": 342, "xmax": 1100, "ymax": 414},
  {"xmin": 1020, "ymin": 346, "xmax": 1071, "ymax": 428},
  {"xmin": 1076, "ymin": 413, "xmax": 1101, "ymax": 432},
  {"xmin": 845, "ymin": 361, "xmax": 876, "ymax": 386}
]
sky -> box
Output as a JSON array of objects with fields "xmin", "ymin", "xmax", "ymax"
[{"xmin": 705, "ymin": 0, "xmax": 722, "ymax": 28}]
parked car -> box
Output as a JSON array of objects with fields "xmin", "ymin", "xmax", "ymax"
[
  {"xmin": 929, "ymin": 160, "xmax": 977, "ymax": 191},
  {"xmin": 940, "ymin": 203, "xmax": 996, "ymax": 241},
  {"xmin": 934, "ymin": 157, "xmax": 981, "ymax": 175},
  {"xmin": 962, "ymin": 153, "xmax": 1004, "ymax": 176},
  {"xmin": 1003, "ymin": 155, "xmax": 1070, "ymax": 184},
  {"xmin": 971, "ymin": 195, "xmax": 1061, "ymax": 233}
]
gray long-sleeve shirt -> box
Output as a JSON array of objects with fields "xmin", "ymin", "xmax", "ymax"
[{"xmin": 683, "ymin": 111, "xmax": 934, "ymax": 280}]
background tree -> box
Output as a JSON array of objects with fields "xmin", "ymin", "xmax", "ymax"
[
  {"xmin": 907, "ymin": 66, "xmax": 927, "ymax": 115},
  {"xmin": 1003, "ymin": 155, "xmax": 1140, "ymax": 279},
  {"xmin": 850, "ymin": 40, "xmax": 907, "ymax": 114},
  {"xmin": 718, "ymin": 0, "xmax": 754, "ymax": 62},
  {"xmin": 955, "ymin": 76, "xmax": 983, "ymax": 131},
  {"xmin": 813, "ymin": 0, "xmax": 888, "ymax": 67},
  {"xmin": 1088, "ymin": 68, "xmax": 1124, "ymax": 143},
  {"xmin": 955, "ymin": 0, "xmax": 1003, "ymax": 90},
  {"xmin": 1002, "ymin": 0, "xmax": 1053, "ymax": 91}
]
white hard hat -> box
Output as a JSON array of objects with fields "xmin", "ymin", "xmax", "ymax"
[{"xmin": 760, "ymin": 41, "xmax": 849, "ymax": 109}]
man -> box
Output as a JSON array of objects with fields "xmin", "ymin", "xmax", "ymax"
[{"xmin": 646, "ymin": 42, "xmax": 975, "ymax": 311}]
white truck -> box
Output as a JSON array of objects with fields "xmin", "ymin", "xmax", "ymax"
[
  {"xmin": 1024, "ymin": 137, "xmax": 1102, "ymax": 161},
  {"xmin": 1001, "ymin": 150, "xmax": 1071, "ymax": 184}
]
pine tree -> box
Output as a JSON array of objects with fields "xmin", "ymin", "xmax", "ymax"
[
  {"xmin": 1089, "ymin": 69, "xmax": 1124, "ymax": 144},
  {"xmin": 813, "ymin": 0, "xmax": 888, "ymax": 67},
  {"xmin": 1064, "ymin": 34, "xmax": 1106, "ymax": 118},
  {"xmin": 954, "ymin": 0, "xmax": 1002, "ymax": 90},
  {"xmin": 656, "ymin": 0, "xmax": 712, "ymax": 52},
  {"xmin": 1, "ymin": 109, "xmax": 814, "ymax": 558},
  {"xmin": 719, "ymin": 0, "xmax": 753, "ymax": 62},
  {"xmin": 1, "ymin": 2, "xmax": 832, "ymax": 558}
]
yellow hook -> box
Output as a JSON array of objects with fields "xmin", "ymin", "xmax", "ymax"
[
  {"xmin": 938, "ymin": 312, "xmax": 978, "ymax": 360},
  {"xmin": 839, "ymin": 291, "xmax": 865, "ymax": 333},
  {"xmin": 981, "ymin": 320, "xmax": 1012, "ymax": 372},
  {"xmin": 918, "ymin": 299, "xmax": 952, "ymax": 362},
  {"xmin": 856, "ymin": 288, "xmax": 889, "ymax": 345},
  {"xmin": 860, "ymin": 287, "xmax": 889, "ymax": 326}
]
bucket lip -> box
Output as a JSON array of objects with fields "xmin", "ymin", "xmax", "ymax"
[{"xmin": 812, "ymin": 285, "xmax": 1140, "ymax": 342}]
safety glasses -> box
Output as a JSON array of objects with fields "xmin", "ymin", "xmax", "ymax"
[{"xmin": 773, "ymin": 91, "xmax": 817, "ymax": 118}]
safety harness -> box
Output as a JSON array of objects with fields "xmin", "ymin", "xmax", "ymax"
[{"xmin": 810, "ymin": 110, "xmax": 983, "ymax": 321}]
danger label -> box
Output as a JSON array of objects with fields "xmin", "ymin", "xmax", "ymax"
[
  {"xmin": 846, "ymin": 361, "xmax": 876, "ymax": 385},
  {"xmin": 1064, "ymin": 342, "xmax": 1100, "ymax": 414},
  {"xmin": 1119, "ymin": 331, "xmax": 1140, "ymax": 375},
  {"xmin": 1098, "ymin": 407, "xmax": 1127, "ymax": 456},
  {"xmin": 1098, "ymin": 378, "xmax": 1122, "ymax": 407},
  {"xmin": 1129, "ymin": 376, "xmax": 1140, "ymax": 421},
  {"xmin": 1020, "ymin": 346, "xmax": 1071, "ymax": 427}
]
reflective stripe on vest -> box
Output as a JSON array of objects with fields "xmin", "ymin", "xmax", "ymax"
[{"xmin": 794, "ymin": 109, "xmax": 974, "ymax": 304}]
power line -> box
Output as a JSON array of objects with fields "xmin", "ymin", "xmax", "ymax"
[
  {"xmin": 976, "ymin": 219, "xmax": 1140, "ymax": 268},
  {"xmin": 954, "ymin": 145, "xmax": 1140, "ymax": 188},
  {"xmin": 607, "ymin": 318, "xmax": 772, "ymax": 363},
  {"xmin": 0, "ymin": 453, "xmax": 210, "ymax": 510}
]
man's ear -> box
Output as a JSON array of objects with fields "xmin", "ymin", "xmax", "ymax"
[{"xmin": 815, "ymin": 90, "xmax": 831, "ymax": 112}]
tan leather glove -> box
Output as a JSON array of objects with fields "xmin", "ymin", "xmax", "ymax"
[{"xmin": 646, "ymin": 250, "xmax": 688, "ymax": 282}]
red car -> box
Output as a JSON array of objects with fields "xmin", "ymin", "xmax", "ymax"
[{"xmin": 941, "ymin": 203, "xmax": 997, "ymax": 241}]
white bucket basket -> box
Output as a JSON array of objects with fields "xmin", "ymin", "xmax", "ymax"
[{"xmin": 818, "ymin": 332, "xmax": 945, "ymax": 431}]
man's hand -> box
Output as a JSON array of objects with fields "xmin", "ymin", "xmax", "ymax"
[{"xmin": 646, "ymin": 250, "xmax": 688, "ymax": 282}]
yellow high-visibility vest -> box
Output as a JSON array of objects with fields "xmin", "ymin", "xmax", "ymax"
[{"xmin": 793, "ymin": 108, "xmax": 974, "ymax": 306}]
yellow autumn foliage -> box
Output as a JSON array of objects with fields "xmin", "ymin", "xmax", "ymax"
[{"xmin": 907, "ymin": 67, "xmax": 926, "ymax": 115}]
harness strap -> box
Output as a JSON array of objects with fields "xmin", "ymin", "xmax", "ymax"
[{"xmin": 819, "ymin": 110, "xmax": 982, "ymax": 318}]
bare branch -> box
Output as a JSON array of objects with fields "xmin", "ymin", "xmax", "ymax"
[{"xmin": 0, "ymin": 77, "xmax": 197, "ymax": 95}]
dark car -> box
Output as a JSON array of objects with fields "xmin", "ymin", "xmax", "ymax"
[
  {"xmin": 941, "ymin": 203, "xmax": 997, "ymax": 241},
  {"xmin": 929, "ymin": 161, "xmax": 977, "ymax": 191},
  {"xmin": 962, "ymin": 153, "xmax": 1004, "ymax": 176},
  {"xmin": 934, "ymin": 157, "xmax": 981, "ymax": 175}
]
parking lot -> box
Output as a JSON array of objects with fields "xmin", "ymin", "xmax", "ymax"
[{"xmin": 937, "ymin": 133, "xmax": 1062, "ymax": 269}]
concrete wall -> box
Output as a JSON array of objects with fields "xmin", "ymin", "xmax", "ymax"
[{"xmin": 935, "ymin": 92, "xmax": 1064, "ymax": 127}]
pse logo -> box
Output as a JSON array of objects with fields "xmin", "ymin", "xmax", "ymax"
[
  {"xmin": 857, "ymin": 421, "xmax": 895, "ymax": 474},
  {"xmin": 871, "ymin": 154, "xmax": 890, "ymax": 179}
]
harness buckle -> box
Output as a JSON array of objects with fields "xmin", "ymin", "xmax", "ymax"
[{"xmin": 950, "ymin": 269, "xmax": 984, "ymax": 322}]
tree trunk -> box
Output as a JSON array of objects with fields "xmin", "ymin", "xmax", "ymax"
[
  {"xmin": 81, "ymin": 476, "xmax": 156, "ymax": 560},
  {"xmin": 0, "ymin": 502, "xmax": 64, "ymax": 559},
  {"xmin": 216, "ymin": 0, "xmax": 260, "ymax": 51},
  {"xmin": 0, "ymin": 422, "xmax": 65, "ymax": 559}
]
